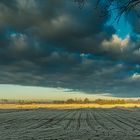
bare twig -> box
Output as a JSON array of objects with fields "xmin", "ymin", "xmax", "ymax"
[{"xmin": 75, "ymin": 0, "xmax": 140, "ymax": 22}]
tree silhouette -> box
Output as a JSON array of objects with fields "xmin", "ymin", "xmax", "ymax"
[{"xmin": 75, "ymin": 0, "xmax": 140, "ymax": 21}]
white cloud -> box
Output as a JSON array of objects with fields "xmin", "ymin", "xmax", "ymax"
[
  {"xmin": 51, "ymin": 15, "xmax": 71, "ymax": 28},
  {"xmin": 102, "ymin": 34, "xmax": 130, "ymax": 52},
  {"xmin": 131, "ymin": 73, "xmax": 140, "ymax": 81}
]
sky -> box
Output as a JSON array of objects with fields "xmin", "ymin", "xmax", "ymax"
[
  {"xmin": 0, "ymin": 84, "xmax": 114, "ymax": 100},
  {"xmin": 0, "ymin": 0, "xmax": 140, "ymax": 100}
]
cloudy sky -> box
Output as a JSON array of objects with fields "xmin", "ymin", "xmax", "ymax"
[{"xmin": 0, "ymin": 0, "xmax": 140, "ymax": 100}]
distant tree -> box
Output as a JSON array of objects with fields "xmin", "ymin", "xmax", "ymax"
[
  {"xmin": 66, "ymin": 98, "xmax": 75, "ymax": 103},
  {"xmin": 18, "ymin": 100, "xmax": 25, "ymax": 104},
  {"xmin": 84, "ymin": 98, "xmax": 90, "ymax": 103},
  {"xmin": 1, "ymin": 99, "xmax": 8, "ymax": 104}
]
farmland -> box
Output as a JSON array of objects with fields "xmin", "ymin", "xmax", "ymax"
[{"xmin": 1, "ymin": 108, "xmax": 140, "ymax": 140}]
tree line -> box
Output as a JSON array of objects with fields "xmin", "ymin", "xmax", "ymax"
[{"xmin": 1, "ymin": 98, "xmax": 140, "ymax": 105}]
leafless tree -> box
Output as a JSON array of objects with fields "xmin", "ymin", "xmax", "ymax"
[
  {"xmin": 75, "ymin": 0, "xmax": 140, "ymax": 21},
  {"xmin": 74, "ymin": 0, "xmax": 87, "ymax": 8}
]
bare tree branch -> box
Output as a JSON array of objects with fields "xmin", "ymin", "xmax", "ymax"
[
  {"xmin": 75, "ymin": 0, "xmax": 140, "ymax": 21},
  {"xmin": 74, "ymin": 0, "xmax": 87, "ymax": 8}
]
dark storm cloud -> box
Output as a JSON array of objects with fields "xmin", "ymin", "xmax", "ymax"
[{"xmin": 0, "ymin": 0, "xmax": 140, "ymax": 97}]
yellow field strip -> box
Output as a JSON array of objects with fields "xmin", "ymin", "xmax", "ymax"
[{"xmin": 0, "ymin": 103, "xmax": 140, "ymax": 109}]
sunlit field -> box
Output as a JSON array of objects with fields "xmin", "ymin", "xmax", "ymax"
[
  {"xmin": 1, "ymin": 103, "xmax": 140, "ymax": 109},
  {"xmin": 1, "ymin": 107, "xmax": 140, "ymax": 140}
]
